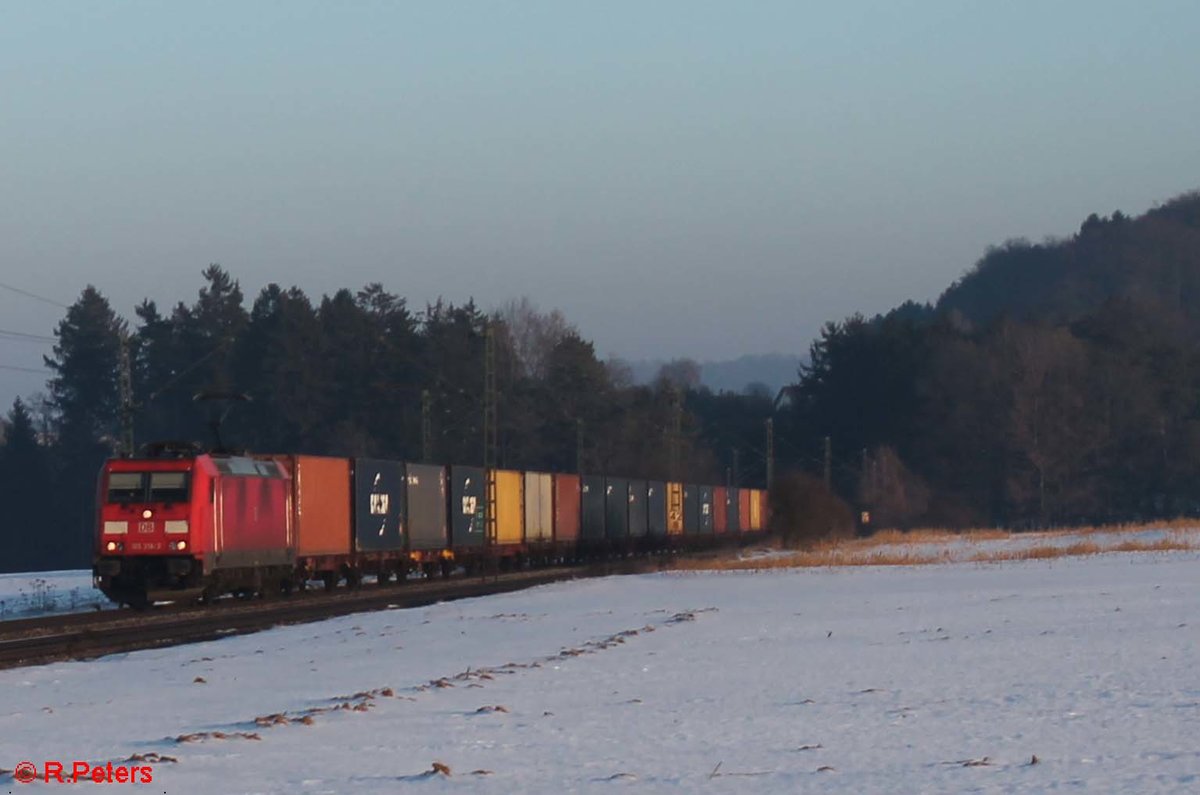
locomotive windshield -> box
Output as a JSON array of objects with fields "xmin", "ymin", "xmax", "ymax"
[
  {"xmin": 106, "ymin": 471, "xmax": 191, "ymax": 504},
  {"xmin": 150, "ymin": 472, "xmax": 190, "ymax": 502},
  {"xmin": 106, "ymin": 473, "xmax": 143, "ymax": 503}
]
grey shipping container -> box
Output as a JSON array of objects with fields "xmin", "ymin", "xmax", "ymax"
[
  {"xmin": 647, "ymin": 481, "xmax": 667, "ymax": 537},
  {"xmin": 524, "ymin": 471, "xmax": 553, "ymax": 542},
  {"xmin": 581, "ymin": 476, "xmax": 606, "ymax": 541},
  {"xmin": 726, "ymin": 486, "xmax": 741, "ymax": 533},
  {"xmin": 449, "ymin": 466, "xmax": 486, "ymax": 549},
  {"xmin": 407, "ymin": 463, "xmax": 448, "ymax": 551},
  {"xmin": 605, "ymin": 477, "xmax": 629, "ymax": 540},
  {"xmin": 353, "ymin": 458, "xmax": 406, "ymax": 552},
  {"xmin": 683, "ymin": 484, "xmax": 699, "ymax": 535},
  {"xmin": 699, "ymin": 485, "xmax": 714, "ymax": 533},
  {"xmin": 627, "ymin": 480, "xmax": 648, "ymax": 537}
]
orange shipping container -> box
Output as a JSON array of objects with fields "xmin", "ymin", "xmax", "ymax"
[
  {"xmin": 738, "ymin": 489, "xmax": 752, "ymax": 533},
  {"xmin": 748, "ymin": 488, "xmax": 762, "ymax": 530},
  {"xmin": 759, "ymin": 489, "xmax": 770, "ymax": 531},
  {"xmin": 492, "ymin": 469, "xmax": 524, "ymax": 545},
  {"xmin": 666, "ymin": 482, "xmax": 684, "ymax": 535},
  {"xmin": 713, "ymin": 486, "xmax": 728, "ymax": 534},
  {"xmin": 554, "ymin": 474, "xmax": 581, "ymax": 543},
  {"xmin": 283, "ymin": 455, "xmax": 351, "ymax": 557}
]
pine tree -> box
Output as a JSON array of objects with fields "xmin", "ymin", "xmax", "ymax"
[
  {"xmin": 0, "ymin": 399, "xmax": 54, "ymax": 571},
  {"xmin": 45, "ymin": 286, "xmax": 125, "ymax": 446},
  {"xmin": 162, "ymin": 265, "xmax": 249, "ymax": 443},
  {"xmin": 229, "ymin": 284, "xmax": 325, "ymax": 452},
  {"xmin": 44, "ymin": 286, "xmax": 125, "ymax": 566}
]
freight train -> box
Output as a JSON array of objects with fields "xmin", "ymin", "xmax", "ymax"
[{"xmin": 92, "ymin": 449, "xmax": 768, "ymax": 608}]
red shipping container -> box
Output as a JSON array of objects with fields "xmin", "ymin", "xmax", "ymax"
[
  {"xmin": 554, "ymin": 474, "xmax": 581, "ymax": 543},
  {"xmin": 276, "ymin": 455, "xmax": 352, "ymax": 557}
]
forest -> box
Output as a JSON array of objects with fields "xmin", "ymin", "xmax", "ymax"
[
  {"xmin": 792, "ymin": 191, "xmax": 1200, "ymax": 530},
  {"xmin": 0, "ymin": 272, "xmax": 772, "ymax": 571},
  {"xmin": 5, "ymin": 188, "xmax": 1200, "ymax": 571}
]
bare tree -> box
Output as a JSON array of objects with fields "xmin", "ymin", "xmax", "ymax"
[
  {"xmin": 655, "ymin": 358, "xmax": 702, "ymax": 391},
  {"xmin": 494, "ymin": 297, "xmax": 575, "ymax": 380}
]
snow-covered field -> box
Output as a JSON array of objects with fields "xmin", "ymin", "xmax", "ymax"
[
  {"xmin": 0, "ymin": 570, "xmax": 107, "ymax": 619},
  {"xmin": 4, "ymin": 548, "xmax": 1200, "ymax": 793}
]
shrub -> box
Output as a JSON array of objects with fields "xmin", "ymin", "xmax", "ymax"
[{"xmin": 769, "ymin": 472, "xmax": 856, "ymax": 548}]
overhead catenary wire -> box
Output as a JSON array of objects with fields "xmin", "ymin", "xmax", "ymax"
[
  {"xmin": 0, "ymin": 285, "xmax": 64, "ymax": 382},
  {"xmin": 0, "ymin": 328, "xmax": 55, "ymax": 343},
  {"xmin": 0, "ymin": 281, "xmax": 70, "ymax": 309},
  {"xmin": 145, "ymin": 337, "xmax": 234, "ymax": 404}
]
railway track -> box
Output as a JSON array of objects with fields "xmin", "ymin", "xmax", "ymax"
[{"xmin": 0, "ymin": 561, "xmax": 661, "ymax": 670}]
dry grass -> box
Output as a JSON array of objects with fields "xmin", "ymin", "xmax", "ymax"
[
  {"xmin": 969, "ymin": 541, "xmax": 1101, "ymax": 562},
  {"xmin": 863, "ymin": 528, "xmax": 1010, "ymax": 545},
  {"xmin": 1108, "ymin": 536, "xmax": 1195, "ymax": 553},
  {"xmin": 669, "ymin": 521, "xmax": 1200, "ymax": 571}
]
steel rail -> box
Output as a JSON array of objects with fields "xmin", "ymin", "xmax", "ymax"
[{"xmin": 0, "ymin": 561, "xmax": 664, "ymax": 670}]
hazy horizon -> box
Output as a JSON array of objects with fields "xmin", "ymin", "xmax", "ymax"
[{"xmin": 4, "ymin": 2, "xmax": 1200, "ymax": 410}]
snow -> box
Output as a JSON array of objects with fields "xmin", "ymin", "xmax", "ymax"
[
  {"xmin": 0, "ymin": 570, "xmax": 107, "ymax": 619},
  {"xmin": 4, "ymin": 545, "xmax": 1200, "ymax": 793}
]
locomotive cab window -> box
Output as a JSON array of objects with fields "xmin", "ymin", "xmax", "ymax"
[
  {"xmin": 149, "ymin": 472, "xmax": 190, "ymax": 503},
  {"xmin": 105, "ymin": 471, "xmax": 191, "ymax": 503},
  {"xmin": 107, "ymin": 472, "xmax": 144, "ymax": 503}
]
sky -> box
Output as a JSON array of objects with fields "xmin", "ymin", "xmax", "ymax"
[{"xmin": 3, "ymin": 1, "xmax": 1200, "ymax": 410}]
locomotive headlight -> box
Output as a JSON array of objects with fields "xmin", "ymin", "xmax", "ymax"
[
  {"xmin": 142, "ymin": 509, "xmax": 153, "ymax": 519},
  {"xmin": 106, "ymin": 541, "xmax": 117, "ymax": 552},
  {"xmin": 175, "ymin": 540, "xmax": 187, "ymax": 551}
]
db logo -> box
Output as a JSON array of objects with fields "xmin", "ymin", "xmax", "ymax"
[{"xmin": 13, "ymin": 761, "xmax": 37, "ymax": 783}]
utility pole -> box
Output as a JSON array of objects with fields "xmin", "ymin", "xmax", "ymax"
[
  {"xmin": 118, "ymin": 332, "xmax": 134, "ymax": 457},
  {"xmin": 823, "ymin": 435, "xmax": 832, "ymax": 490},
  {"xmin": 575, "ymin": 418, "xmax": 584, "ymax": 474},
  {"xmin": 668, "ymin": 386, "xmax": 682, "ymax": 481},
  {"xmin": 421, "ymin": 389, "xmax": 433, "ymax": 463},
  {"xmin": 483, "ymin": 323, "xmax": 498, "ymax": 547},
  {"xmin": 732, "ymin": 448, "xmax": 740, "ymax": 489},
  {"xmin": 765, "ymin": 418, "xmax": 774, "ymax": 489}
]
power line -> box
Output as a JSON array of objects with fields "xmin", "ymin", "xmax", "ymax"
[
  {"xmin": 0, "ymin": 364, "xmax": 46, "ymax": 374},
  {"xmin": 145, "ymin": 337, "xmax": 232, "ymax": 403},
  {"xmin": 0, "ymin": 282, "xmax": 69, "ymax": 309},
  {"xmin": 0, "ymin": 328, "xmax": 55, "ymax": 344}
]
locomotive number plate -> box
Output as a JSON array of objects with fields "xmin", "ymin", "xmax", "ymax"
[{"xmin": 137, "ymin": 521, "xmax": 155, "ymax": 534}]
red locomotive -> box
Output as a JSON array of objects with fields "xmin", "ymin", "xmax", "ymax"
[{"xmin": 94, "ymin": 448, "xmax": 293, "ymax": 607}]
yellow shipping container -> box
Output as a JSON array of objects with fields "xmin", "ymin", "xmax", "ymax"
[
  {"xmin": 524, "ymin": 472, "xmax": 553, "ymax": 542},
  {"xmin": 666, "ymin": 482, "xmax": 684, "ymax": 535},
  {"xmin": 749, "ymin": 488, "xmax": 763, "ymax": 530},
  {"xmin": 492, "ymin": 469, "xmax": 524, "ymax": 545}
]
